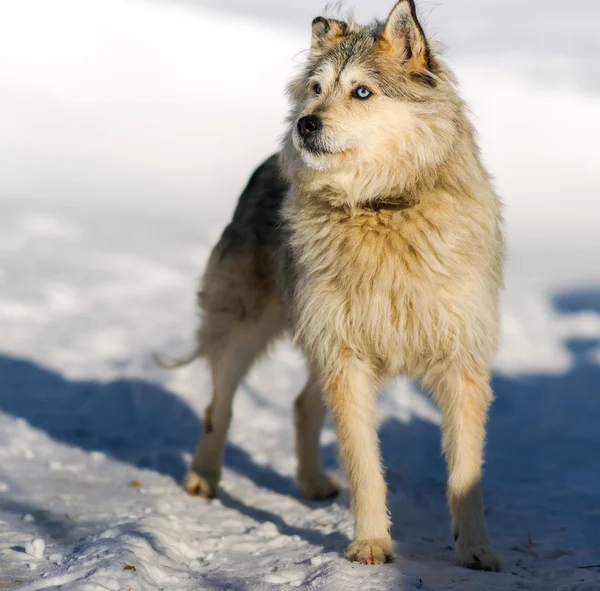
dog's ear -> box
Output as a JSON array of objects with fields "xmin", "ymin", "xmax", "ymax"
[
  {"xmin": 380, "ymin": 0, "xmax": 433, "ymax": 79},
  {"xmin": 311, "ymin": 17, "xmax": 348, "ymax": 52}
]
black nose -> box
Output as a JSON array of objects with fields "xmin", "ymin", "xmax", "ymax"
[{"xmin": 297, "ymin": 115, "xmax": 322, "ymax": 138}]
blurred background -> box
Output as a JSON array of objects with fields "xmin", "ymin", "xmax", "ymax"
[
  {"xmin": 1, "ymin": 0, "xmax": 599, "ymax": 244},
  {"xmin": 0, "ymin": 1, "xmax": 599, "ymax": 589}
]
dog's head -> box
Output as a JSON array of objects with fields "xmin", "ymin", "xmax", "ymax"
[{"xmin": 282, "ymin": 1, "xmax": 466, "ymax": 201}]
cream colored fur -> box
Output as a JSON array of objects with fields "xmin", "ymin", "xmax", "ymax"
[{"xmin": 179, "ymin": 0, "xmax": 503, "ymax": 571}]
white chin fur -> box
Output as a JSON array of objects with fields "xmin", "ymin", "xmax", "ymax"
[{"xmin": 299, "ymin": 150, "xmax": 332, "ymax": 171}]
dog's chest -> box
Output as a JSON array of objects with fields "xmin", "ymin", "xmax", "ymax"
[{"xmin": 287, "ymin": 206, "xmax": 460, "ymax": 365}]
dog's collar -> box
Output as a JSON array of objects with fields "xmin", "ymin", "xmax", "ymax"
[{"xmin": 362, "ymin": 196, "xmax": 420, "ymax": 212}]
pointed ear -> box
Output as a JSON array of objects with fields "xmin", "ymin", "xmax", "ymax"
[
  {"xmin": 311, "ymin": 17, "xmax": 348, "ymax": 52},
  {"xmin": 380, "ymin": 0, "xmax": 432, "ymax": 76}
]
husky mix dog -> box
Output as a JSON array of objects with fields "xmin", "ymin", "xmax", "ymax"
[{"xmin": 169, "ymin": 0, "xmax": 503, "ymax": 570}]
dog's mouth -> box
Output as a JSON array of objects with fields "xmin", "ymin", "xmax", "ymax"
[
  {"xmin": 291, "ymin": 124, "xmax": 340, "ymax": 154},
  {"xmin": 292, "ymin": 129, "xmax": 352, "ymax": 169},
  {"xmin": 303, "ymin": 144, "xmax": 336, "ymax": 155},
  {"xmin": 298, "ymin": 135, "xmax": 336, "ymax": 156},
  {"xmin": 297, "ymin": 135, "xmax": 347, "ymax": 157}
]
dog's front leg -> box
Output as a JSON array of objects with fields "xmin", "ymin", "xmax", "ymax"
[
  {"xmin": 323, "ymin": 355, "xmax": 392, "ymax": 564},
  {"xmin": 431, "ymin": 368, "xmax": 501, "ymax": 572}
]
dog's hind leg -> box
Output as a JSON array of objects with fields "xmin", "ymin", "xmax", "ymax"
[
  {"xmin": 184, "ymin": 301, "xmax": 281, "ymax": 498},
  {"xmin": 431, "ymin": 368, "xmax": 501, "ymax": 572},
  {"xmin": 294, "ymin": 371, "xmax": 340, "ymax": 500}
]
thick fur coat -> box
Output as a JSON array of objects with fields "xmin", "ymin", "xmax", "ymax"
[{"xmin": 172, "ymin": 0, "xmax": 503, "ymax": 571}]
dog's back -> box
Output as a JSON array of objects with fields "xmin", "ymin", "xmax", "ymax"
[{"xmin": 196, "ymin": 154, "xmax": 287, "ymax": 362}]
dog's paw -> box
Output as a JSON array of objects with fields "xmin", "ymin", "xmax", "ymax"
[
  {"xmin": 183, "ymin": 471, "xmax": 218, "ymax": 499},
  {"xmin": 456, "ymin": 538, "xmax": 501, "ymax": 572},
  {"xmin": 346, "ymin": 538, "xmax": 393, "ymax": 565},
  {"xmin": 298, "ymin": 472, "xmax": 341, "ymax": 501}
]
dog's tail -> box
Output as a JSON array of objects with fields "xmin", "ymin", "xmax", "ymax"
[{"xmin": 153, "ymin": 346, "xmax": 201, "ymax": 370}]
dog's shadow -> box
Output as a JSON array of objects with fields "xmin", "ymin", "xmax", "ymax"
[
  {"xmin": 0, "ymin": 287, "xmax": 599, "ymax": 564},
  {"xmin": 0, "ymin": 353, "xmax": 348, "ymax": 553},
  {"xmin": 0, "ymin": 355, "xmax": 300, "ymax": 496}
]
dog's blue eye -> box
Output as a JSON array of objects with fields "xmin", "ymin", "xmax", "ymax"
[{"xmin": 353, "ymin": 86, "xmax": 372, "ymax": 100}]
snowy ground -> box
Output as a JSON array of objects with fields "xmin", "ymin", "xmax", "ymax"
[{"xmin": 1, "ymin": 1, "xmax": 599, "ymax": 590}]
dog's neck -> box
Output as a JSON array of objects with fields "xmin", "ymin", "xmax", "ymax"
[
  {"xmin": 289, "ymin": 165, "xmax": 424, "ymax": 213},
  {"xmin": 288, "ymin": 173, "xmax": 422, "ymax": 209},
  {"xmin": 310, "ymin": 188, "xmax": 421, "ymax": 213}
]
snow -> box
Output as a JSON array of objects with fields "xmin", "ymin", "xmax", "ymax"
[
  {"xmin": 24, "ymin": 540, "xmax": 45, "ymax": 560},
  {"xmin": 0, "ymin": 0, "xmax": 599, "ymax": 589}
]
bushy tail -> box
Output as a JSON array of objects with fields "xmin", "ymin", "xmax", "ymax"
[{"xmin": 153, "ymin": 346, "xmax": 201, "ymax": 370}]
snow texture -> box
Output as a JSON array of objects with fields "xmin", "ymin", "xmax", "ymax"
[{"xmin": 0, "ymin": 1, "xmax": 599, "ymax": 589}]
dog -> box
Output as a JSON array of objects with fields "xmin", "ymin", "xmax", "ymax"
[{"xmin": 166, "ymin": 0, "xmax": 503, "ymax": 570}]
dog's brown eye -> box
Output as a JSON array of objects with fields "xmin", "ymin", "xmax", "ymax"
[
  {"xmin": 352, "ymin": 86, "xmax": 372, "ymax": 100},
  {"xmin": 312, "ymin": 82, "xmax": 322, "ymax": 95}
]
